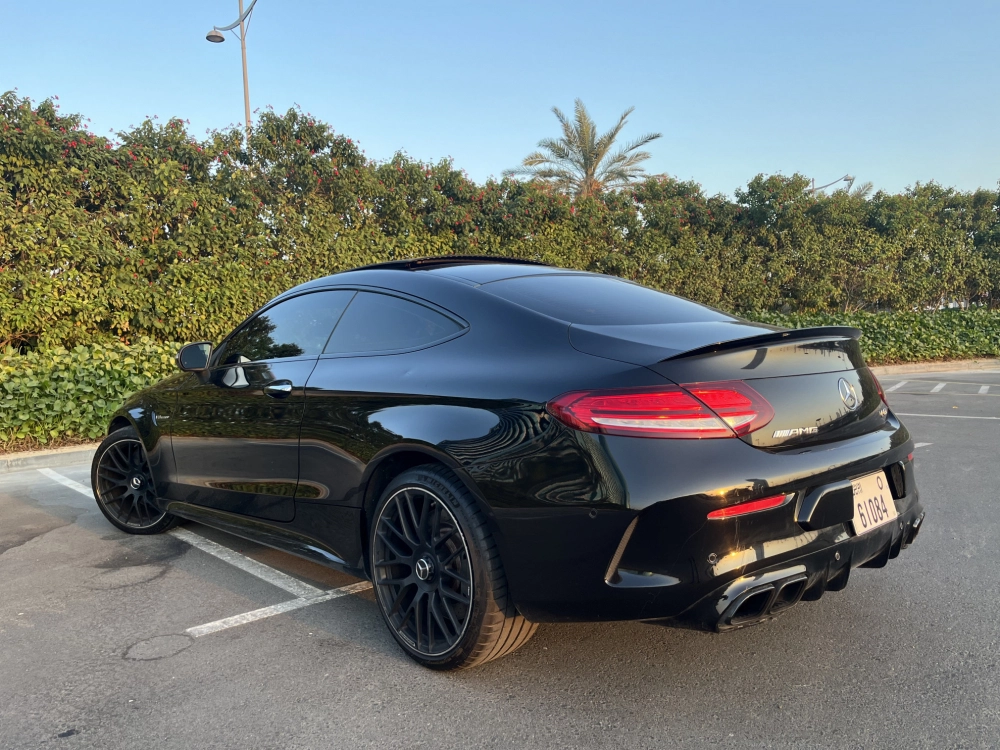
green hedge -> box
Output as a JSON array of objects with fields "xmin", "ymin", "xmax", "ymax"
[
  {"xmin": 3, "ymin": 313, "xmax": 998, "ymax": 452},
  {"xmin": 3, "ymin": 91, "xmax": 1000, "ymax": 355},
  {"xmin": 748, "ymin": 309, "xmax": 1000, "ymax": 364},
  {"xmin": 0, "ymin": 339, "xmax": 178, "ymax": 449}
]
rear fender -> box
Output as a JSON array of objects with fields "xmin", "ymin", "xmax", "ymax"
[{"xmin": 357, "ymin": 442, "xmax": 502, "ymax": 577}]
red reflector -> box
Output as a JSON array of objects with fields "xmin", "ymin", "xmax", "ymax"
[
  {"xmin": 707, "ymin": 494, "xmax": 790, "ymax": 519},
  {"xmin": 907, "ymin": 452, "xmax": 914, "ymax": 462}
]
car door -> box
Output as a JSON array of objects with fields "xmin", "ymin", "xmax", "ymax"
[
  {"xmin": 167, "ymin": 290, "xmax": 355, "ymax": 522},
  {"xmin": 297, "ymin": 290, "xmax": 468, "ymax": 507}
]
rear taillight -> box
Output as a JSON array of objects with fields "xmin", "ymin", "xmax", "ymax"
[
  {"xmin": 546, "ymin": 381, "xmax": 774, "ymax": 439},
  {"xmin": 682, "ymin": 381, "xmax": 775, "ymax": 437},
  {"xmin": 707, "ymin": 493, "xmax": 792, "ymax": 519},
  {"xmin": 871, "ymin": 371, "xmax": 886, "ymax": 402}
]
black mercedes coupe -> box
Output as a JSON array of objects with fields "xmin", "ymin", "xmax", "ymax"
[{"xmin": 92, "ymin": 256, "xmax": 925, "ymax": 669}]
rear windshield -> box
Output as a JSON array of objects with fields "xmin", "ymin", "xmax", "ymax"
[{"xmin": 482, "ymin": 274, "xmax": 731, "ymax": 325}]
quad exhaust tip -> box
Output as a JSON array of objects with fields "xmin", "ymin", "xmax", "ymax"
[
  {"xmin": 710, "ymin": 512, "xmax": 925, "ymax": 632},
  {"xmin": 718, "ymin": 573, "xmax": 808, "ymax": 630}
]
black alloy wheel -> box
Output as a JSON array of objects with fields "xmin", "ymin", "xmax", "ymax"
[
  {"xmin": 373, "ymin": 485, "xmax": 473, "ymax": 656},
  {"xmin": 370, "ymin": 465, "xmax": 537, "ymax": 670},
  {"xmin": 91, "ymin": 427, "xmax": 178, "ymax": 534}
]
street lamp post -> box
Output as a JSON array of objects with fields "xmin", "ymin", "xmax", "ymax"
[
  {"xmin": 206, "ymin": 0, "xmax": 260, "ymax": 138},
  {"xmin": 810, "ymin": 174, "xmax": 855, "ymax": 195}
]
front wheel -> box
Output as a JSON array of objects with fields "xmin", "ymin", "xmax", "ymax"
[
  {"xmin": 91, "ymin": 427, "xmax": 179, "ymax": 534},
  {"xmin": 370, "ymin": 465, "xmax": 537, "ymax": 670}
]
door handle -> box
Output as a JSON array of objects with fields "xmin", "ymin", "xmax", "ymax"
[{"xmin": 264, "ymin": 381, "xmax": 293, "ymax": 399}]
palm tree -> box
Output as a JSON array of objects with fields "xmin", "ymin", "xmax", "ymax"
[
  {"xmin": 504, "ymin": 99, "xmax": 661, "ymax": 199},
  {"xmin": 847, "ymin": 180, "xmax": 874, "ymax": 198}
]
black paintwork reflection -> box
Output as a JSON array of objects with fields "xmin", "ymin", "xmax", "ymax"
[
  {"xmin": 371, "ymin": 405, "xmax": 500, "ymax": 447},
  {"xmin": 166, "ymin": 500, "xmax": 365, "ymax": 573},
  {"xmin": 168, "ymin": 357, "xmax": 318, "ymax": 522},
  {"xmin": 464, "ymin": 410, "xmax": 627, "ymax": 507},
  {"xmin": 741, "ymin": 367, "xmax": 885, "ymax": 450},
  {"xmin": 299, "ymin": 377, "xmax": 627, "ymax": 510},
  {"xmin": 652, "ymin": 337, "xmax": 864, "ymax": 382}
]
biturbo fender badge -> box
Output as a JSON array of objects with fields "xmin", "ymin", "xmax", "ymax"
[{"xmin": 839, "ymin": 377, "xmax": 860, "ymax": 411}]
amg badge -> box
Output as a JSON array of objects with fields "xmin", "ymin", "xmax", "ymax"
[{"xmin": 772, "ymin": 426, "xmax": 819, "ymax": 438}]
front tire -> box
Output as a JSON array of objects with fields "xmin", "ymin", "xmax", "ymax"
[
  {"xmin": 370, "ymin": 465, "xmax": 537, "ymax": 670},
  {"xmin": 91, "ymin": 427, "xmax": 178, "ymax": 534}
]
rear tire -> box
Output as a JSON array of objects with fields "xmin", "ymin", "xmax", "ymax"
[
  {"xmin": 370, "ymin": 464, "xmax": 537, "ymax": 670},
  {"xmin": 91, "ymin": 427, "xmax": 179, "ymax": 535}
]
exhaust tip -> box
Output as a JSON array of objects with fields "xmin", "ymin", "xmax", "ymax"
[
  {"xmin": 770, "ymin": 575, "xmax": 807, "ymax": 613},
  {"xmin": 717, "ymin": 572, "xmax": 810, "ymax": 630},
  {"xmin": 730, "ymin": 588, "xmax": 774, "ymax": 623}
]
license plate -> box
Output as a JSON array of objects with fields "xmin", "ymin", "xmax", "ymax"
[{"xmin": 851, "ymin": 471, "xmax": 898, "ymax": 535}]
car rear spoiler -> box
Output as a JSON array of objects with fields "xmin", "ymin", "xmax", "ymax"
[{"xmin": 658, "ymin": 326, "xmax": 863, "ymax": 362}]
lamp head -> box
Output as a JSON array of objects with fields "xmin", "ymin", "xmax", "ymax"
[{"xmin": 206, "ymin": 28, "xmax": 226, "ymax": 43}]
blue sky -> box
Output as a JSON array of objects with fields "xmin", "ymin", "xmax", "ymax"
[{"xmin": 3, "ymin": 1, "xmax": 998, "ymax": 196}]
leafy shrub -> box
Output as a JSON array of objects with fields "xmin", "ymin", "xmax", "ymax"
[
  {"xmin": 0, "ymin": 339, "xmax": 178, "ymax": 449},
  {"xmin": 748, "ymin": 309, "xmax": 1000, "ymax": 364},
  {"xmin": 3, "ymin": 91, "xmax": 1000, "ymax": 354}
]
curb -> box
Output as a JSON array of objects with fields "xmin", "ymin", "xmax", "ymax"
[
  {"xmin": 0, "ymin": 444, "xmax": 99, "ymax": 475},
  {"xmin": 870, "ymin": 358, "xmax": 1000, "ymax": 376}
]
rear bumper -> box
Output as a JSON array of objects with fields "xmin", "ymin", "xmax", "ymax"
[
  {"xmin": 495, "ymin": 493, "xmax": 924, "ymax": 625},
  {"xmin": 486, "ymin": 419, "xmax": 923, "ymax": 625},
  {"xmin": 662, "ymin": 503, "xmax": 925, "ymax": 631}
]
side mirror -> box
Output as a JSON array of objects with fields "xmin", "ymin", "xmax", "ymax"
[{"xmin": 177, "ymin": 342, "xmax": 213, "ymax": 372}]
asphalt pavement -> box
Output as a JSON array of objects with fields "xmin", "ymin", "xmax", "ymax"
[{"xmin": 1, "ymin": 369, "xmax": 998, "ymax": 749}]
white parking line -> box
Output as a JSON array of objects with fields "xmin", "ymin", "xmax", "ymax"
[
  {"xmin": 38, "ymin": 468, "xmax": 323, "ymax": 598},
  {"xmin": 886, "ymin": 381, "xmax": 908, "ymax": 392},
  {"xmin": 913, "ymin": 442, "xmax": 933, "ymax": 448},
  {"xmin": 37, "ymin": 467, "xmax": 374, "ymax": 639},
  {"xmin": 930, "ymin": 382, "xmax": 947, "ymax": 393},
  {"xmin": 979, "ymin": 385, "xmax": 990, "ymax": 394},
  {"xmin": 38, "ymin": 468, "xmax": 94, "ymax": 497},
  {"xmin": 170, "ymin": 527, "xmax": 323, "ymax": 599},
  {"xmin": 896, "ymin": 413, "xmax": 1000, "ymax": 420},
  {"xmin": 186, "ymin": 581, "xmax": 372, "ymax": 638}
]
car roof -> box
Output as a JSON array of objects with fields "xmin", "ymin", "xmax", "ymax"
[
  {"xmin": 288, "ymin": 257, "xmax": 582, "ymax": 295},
  {"xmin": 354, "ymin": 255, "xmax": 549, "ymax": 273},
  {"xmin": 353, "ymin": 255, "xmax": 581, "ymax": 285}
]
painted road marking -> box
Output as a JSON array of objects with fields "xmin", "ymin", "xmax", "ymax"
[
  {"xmin": 38, "ymin": 469, "xmax": 323, "ymax": 598},
  {"xmin": 980, "ymin": 385, "xmax": 990, "ymax": 394},
  {"xmin": 185, "ymin": 581, "xmax": 372, "ymax": 638},
  {"xmin": 886, "ymin": 381, "xmax": 908, "ymax": 392},
  {"xmin": 38, "ymin": 468, "xmax": 373, "ymax": 640},
  {"xmin": 913, "ymin": 442, "xmax": 933, "ymax": 448},
  {"xmin": 892, "ymin": 378, "xmax": 1000, "ymax": 387},
  {"xmin": 895, "ymin": 413, "xmax": 1000, "ymax": 420},
  {"xmin": 38, "ymin": 468, "xmax": 94, "ymax": 497},
  {"xmin": 891, "ymin": 392, "xmax": 1000, "ymax": 399},
  {"xmin": 930, "ymin": 382, "xmax": 947, "ymax": 393},
  {"xmin": 170, "ymin": 527, "xmax": 324, "ymax": 599}
]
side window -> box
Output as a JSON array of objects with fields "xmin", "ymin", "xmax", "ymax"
[
  {"xmin": 220, "ymin": 291, "xmax": 355, "ymax": 364},
  {"xmin": 324, "ymin": 292, "xmax": 464, "ymax": 355}
]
